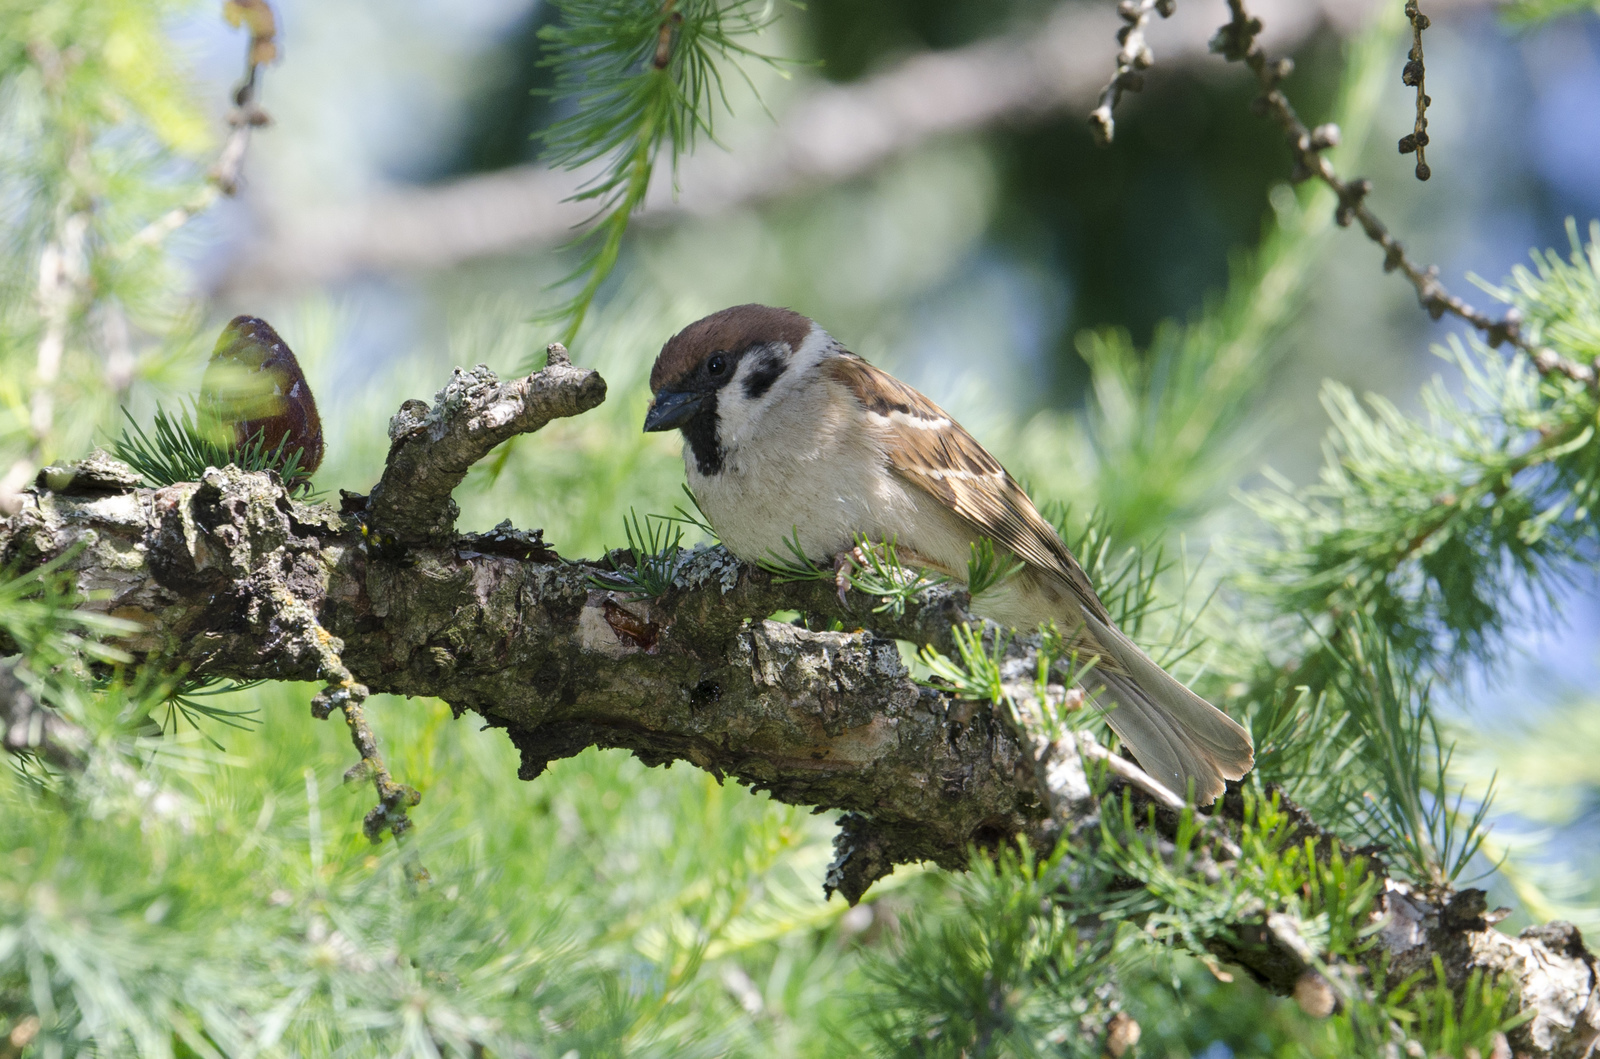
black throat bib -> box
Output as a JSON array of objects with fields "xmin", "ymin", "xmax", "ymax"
[{"xmin": 681, "ymin": 394, "xmax": 724, "ymax": 476}]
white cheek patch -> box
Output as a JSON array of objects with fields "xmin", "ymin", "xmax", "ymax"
[
  {"xmin": 787, "ymin": 324, "xmax": 840, "ymax": 376},
  {"xmin": 716, "ymin": 388, "xmax": 754, "ymax": 442},
  {"xmin": 717, "ymin": 326, "xmax": 839, "ymax": 452}
]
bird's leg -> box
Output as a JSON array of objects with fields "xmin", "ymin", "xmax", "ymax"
[
  {"xmin": 832, "ymin": 545, "xmax": 869, "ymax": 606},
  {"xmin": 834, "ymin": 541, "xmax": 951, "ymax": 607}
]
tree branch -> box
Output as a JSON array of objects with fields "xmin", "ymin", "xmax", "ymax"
[
  {"xmin": 1, "ymin": 362, "xmax": 1595, "ymax": 1056},
  {"xmin": 1400, "ymin": 0, "xmax": 1434, "ymax": 181},
  {"xmin": 0, "ymin": 5, "xmax": 282, "ymax": 519},
  {"xmin": 1214, "ymin": 0, "xmax": 1597, "ymax": 388},
  {"xmin": 1087, "ymin": 0, "xmax": 1178, "ymax": 146},
  {"xmin": 365, "ymin": 343, "xmax": 605, "ymax": 544},
  {"xmin": 126, "ymin": 0, "xmax": 279, "ymax": 250}
]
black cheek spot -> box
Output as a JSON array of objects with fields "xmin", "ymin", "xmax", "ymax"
[{"xmin": 742, "ymin": 354, "xmax": 786, "ymax": 400}]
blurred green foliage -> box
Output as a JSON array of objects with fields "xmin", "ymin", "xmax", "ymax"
[
  {"xmin": 454, "ymin": 0, "xmax": 1353, "ymax": 401},
  {"xmin": 0, "ymin": 683, "xmax": 876, "ymax": 1057},
  {"xmin": 1502, "ymin": 0, "xmax": 1600, "ymax": 25},
  {"xmin": 0, "ymin": 0, "xmax": 210, "ymax": 478}
]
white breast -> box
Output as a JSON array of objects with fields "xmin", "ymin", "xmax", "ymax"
[{"xmin": 687, "ymin": 333, "xmax": 977, "ymax": 575}]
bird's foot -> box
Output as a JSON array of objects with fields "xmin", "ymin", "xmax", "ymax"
[{"xmin": 832, "ymin": 545, "xmax": 869, "ymax": 606}]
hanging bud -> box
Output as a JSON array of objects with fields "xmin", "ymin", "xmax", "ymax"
[
  {"xmin": 1294, "ymin": 971, "xmax": 1336, "ymax": 1018},
  {"xmin": 223, "ymin": 0, "xmax": 278, "ymax": 67},
  {"xmin": 1104, "ymin": 1013, "xmax": 1141, "ymax": 1057},
  {"xmin": 200, "ymin": 315, "xmax": 324, "ymax": 479},
  {"xmin": 1309, "ymin": 123, "xmax": 1341, "ymax": 151}
]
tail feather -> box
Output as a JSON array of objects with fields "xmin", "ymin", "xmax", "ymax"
[{"xmin": 1079, "ymin": 612, "xmax": 1254, "ymax": 804}]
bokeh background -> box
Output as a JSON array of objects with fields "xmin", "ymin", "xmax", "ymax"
[{"xmin": 4, "ymin": 0, "xmax": 1599, "ymax": 1054}]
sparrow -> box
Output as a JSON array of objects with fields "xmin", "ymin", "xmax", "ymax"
[{"xmin": 643, "ymin": 304, "xmax": 1254, "ymax": 803}]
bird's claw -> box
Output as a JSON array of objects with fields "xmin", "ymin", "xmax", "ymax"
[{"xmin": 833, "ymin": 546, "xmax": 868, "ymax": 607}]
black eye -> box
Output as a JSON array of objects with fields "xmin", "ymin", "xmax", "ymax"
[{"xmin": 707, "ymin": 354, "xmax": 728, "ymax": 376}]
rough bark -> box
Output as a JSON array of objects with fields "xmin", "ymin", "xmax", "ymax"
[
  {"xmin": 1, "ymin": 361, "xmax": 1594, "ymax": 1058},
  {"xmin": 366, "ymin": 346, "xmax": 606, "ymax": 545}
]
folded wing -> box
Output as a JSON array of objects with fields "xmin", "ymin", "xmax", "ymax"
[{"xmin": 825, "ymin": 353, "xmax": 1254, "ymax": 802}]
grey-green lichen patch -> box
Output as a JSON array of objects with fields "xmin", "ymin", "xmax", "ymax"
[
  {"xmin": 69, "ymin": 490, "xmax": 146, "ymax": 532},
  {"xmin": 674, "ymin": 543, "xmax": 743, "ymax": 594},
  {"xmin": 35, "ymin": 449, "xmax": 144, "ymax": 494},
  {"xmin": 289, "ymin": 497, "xmax": 348, "ymax": 537},
  {"xmin": 78, "ymin": 534, "xmax": 149, "ymax": 594}
]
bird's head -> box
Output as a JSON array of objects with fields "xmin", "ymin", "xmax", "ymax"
[
  {"xmin": 644, "ymin": 304, "xmax": 823, "ymax": 474},
  {"xmin": 644, "ymin": 304, "xmax": 815, "ymax": 432}
]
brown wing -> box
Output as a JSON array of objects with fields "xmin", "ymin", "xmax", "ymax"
[{"xmin": 824, "ymin": 355, "xmax": 1110, "ymax": 624}]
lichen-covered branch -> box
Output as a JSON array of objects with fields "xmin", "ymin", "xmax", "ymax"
[
  {"xmin": 1, "ymin": 363, "xmax": 1595, "ymax": 1056},
  {"xmin": 295, "ymin": 578, "xmax": 421, "ymax": 842},
  {"xmin": 365, "ymin": 345, "xmax": 606, "ymax": 543}
]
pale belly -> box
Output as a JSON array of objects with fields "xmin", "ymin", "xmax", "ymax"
[
  {"xmin": 685, "ymin": 416, "xmax": 969, "ymax": 569},
  {"xmin": 680, "ymin": 381, "xmax": 1080, "ymax": 634},
  {"xmin": 686, "ymin": 434, "xmax": 1070, "ymax": 633},
  {"xmin": 687, "ymin": 438, "xmax": 925, "ymax": 564}
]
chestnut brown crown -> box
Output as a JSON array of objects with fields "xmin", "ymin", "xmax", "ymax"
[{"xmin": 650, "ymin": 304, "xmax": 811, "ymax": 394}]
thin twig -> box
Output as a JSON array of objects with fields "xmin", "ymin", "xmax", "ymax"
[
  {"xmin": 1088, "ymin": 0, "xmax": 1178, "ymax": 145},
  {"xmin": 124, "ymin": 3, "xmax": 277, "ymax": 252},
  {"xmin": 1398, "ymin": 0, "xmax": 1432, "ymax": 181},
  {"xmin": 1075, "ymin": 733, "xmax": 1245, "ymax": 858},
  {"xmin": 2, "ymin": 7, "xmax": 280, "ymax": 519},
  {"xmin": 1210, "ymin": 0, "xmax": 1595, "ymax": 387},
  {"xmin": 291, "ymin": 585, "xmax": 421, "ymax": 842},
  {"xmin": 31, "ymin": 212, "xmax": 87, "ymax": 449},
  {"xmin": 24, "ymin": 208, "xmax": 89, "ymax": 502},
  {"xmin": 0, "ymin": 44, "xmax": 94, "ymax": 518},
  {"xmin": 653, "ymin": 0, "xmax": 683, "ymax": 70},
  {"xmin": 1077, "ymin": 731, "xmax": 1184, "ymax": 808}
]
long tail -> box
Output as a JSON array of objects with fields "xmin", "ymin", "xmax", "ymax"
[{"xmin": 1078, "ymin": 612, "xmax": 1254, "ymax": 804}]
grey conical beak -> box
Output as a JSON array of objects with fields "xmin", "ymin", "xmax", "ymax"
[{"xmin": 643, "ymin": 390, "xmax": 709, "ymax": 432}]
